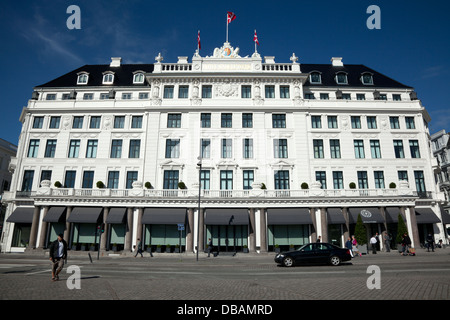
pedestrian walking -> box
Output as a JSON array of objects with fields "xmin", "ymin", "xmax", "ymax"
[
  {"xmin": 345, "ymin": 237, "xmax": 353, "ymax": 257},
  {"xmin": 383, "ymin": 232, "xmax": 391, "ymax": 252},
  {"xmin": 207, "ymin": 238, "xmax": 213, "ymax": 257},
  {"xmin": 426, "ymin": 233, "xmax": 435, "ymax": 252},
  {"xmin": 316, "ymin": 236, "xmax": 321, "ymax": 243},
  {"xmin": 351, "ymin": 235, "xmax": 361, "ymax": 257},
  {"xmin": 370, "ymin": 235, "xmax": 377, "ymax": 254},
  {"xmin": 134, "ymin": 238, "xmax": 143, "ymax": 257},
  {"xmin": 49, "ymin": 233, "xmax": 67, "ymax": 281},
  {"xmin": 401, "ymin": 233, "xmax": 412, "ymax": 256},
  {"xmin": 375, "ymin": 232, "xmax": 380, "ymax": 251}
]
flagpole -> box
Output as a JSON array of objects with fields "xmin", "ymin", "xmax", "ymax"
[
  {"xmin": 254, "ymin": 30, "xmax": 257, "ymax": 53},
  {"xmin": 226, "ymin": 13, "xmax": 228, "ymax": 43}
]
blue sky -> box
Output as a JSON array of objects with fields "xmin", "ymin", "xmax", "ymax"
[{"xmin": 1, "ymin": 0, "xmax": 449, "ymax": 146}]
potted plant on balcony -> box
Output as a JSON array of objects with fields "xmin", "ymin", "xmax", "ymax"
[
  {"xmin": 96, "ymin": 181, "xmax": 105, "ymax": 189},
  {"xmin": 144, "ymin": 181, "xmax": 153, "ymax": 189},
  {"xmin": 54, "ymin": 181, "xmax": 62, "ymax": 188},
  {"xmin": 178, "ymin": 181, "xmax": 187, "ymax": 189},
  {"xmin": 349, "ymin": 182, "xmax": 356, "ymax": 189},
  {"xmin": 389, "ymin": 182, "xmax": 397, "ymax": 189},
  {"xmin": 301, "ymin": 182, "xmax": 309, "ymax": 190},
  {"xmin": 261, "ymin": 183, "xmax": 267, "ymax": 190}
]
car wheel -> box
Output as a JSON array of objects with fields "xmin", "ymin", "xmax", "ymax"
[
  {"xmin": 282, "ymin": 256, "xmax": 294, "ymax": 267},
  {"xmin": 330, "ymin": 255, "xmax": 341, "ymax": 266}
]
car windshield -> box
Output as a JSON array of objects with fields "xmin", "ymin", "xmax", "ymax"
[{"xmin": 297, "ymin": 244, "xmax": 314, "ymax": 251}]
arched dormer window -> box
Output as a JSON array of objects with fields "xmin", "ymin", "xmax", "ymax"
[
  {"xmin": 335, "ymin": 72, "xmax": 348, "ymax": 85},
  {"xmin": 133, "ymin": 71, "xmax": 145, "ymax": 84},
  {"xmin": 102, "ymin": 71, "xmax": 115, "ymax": 84},
  {"xmin": 361, "ymin": 72, "xmax": 374, "ymax": 85},
  {"xmin": 309, "ymin": 71, "xmax": 322, "ymax": 84},
  {"xmin": 77, "ymin": 72, "xmax": 89, "ymax": 85}
]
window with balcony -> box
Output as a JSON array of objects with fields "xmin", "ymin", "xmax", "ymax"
[
  {"xmin": 163, "ymin": 170, "xmax": 179, "ymax": 189},
  {"xmin": 374, "ymin": 171, "xmax": 385, "ymax": 189},
  {"xmin": 357, "ymin": 171, "xmax": 368, "ymax": 189},
  {"xmin": 82, "ymin": 171, "xmax": 94, "ymax": 189},
  {"xmin": 126, "ymin": 171, "xmax": 138, "ymax": 189},
  {"xmin": 274, "ymin": 170, "xmax": 290, "ymax": 190},
  {"xmin": 315, "ymin": 171, "xmax": 327, "ymax": 189},
  {"xmin": 243, "ymin": 170, "xmax": 254, "ymax": 190},
  {"xmin": 107, "ymin": 171, "xmax": 120, "ymax": 189},
  {"xmin": 64, "ymin": 171, "xmax": 76, "ymax": 188},
  {"xmin": 332, "ymin": 171, "xmax": 344, "ymax": 189}
]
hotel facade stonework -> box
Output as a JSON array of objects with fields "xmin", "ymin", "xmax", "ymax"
[{"xmin": 2, "ymin": 41, "xmax": 449, "ymax": 255}]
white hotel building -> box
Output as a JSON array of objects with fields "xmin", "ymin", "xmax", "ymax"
[{"xmin": 1, "ymin": 42, "xmax": 448, "ymax": 254}]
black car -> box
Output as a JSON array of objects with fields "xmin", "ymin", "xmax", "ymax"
[{"xmin": 274, "ymin": 243, "xmax": 352, "ymax": 267}]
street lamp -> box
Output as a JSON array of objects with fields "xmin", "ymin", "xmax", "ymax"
[{"xmin": 196, "ymin": 156, "xmax": 202, "ymax": 261}]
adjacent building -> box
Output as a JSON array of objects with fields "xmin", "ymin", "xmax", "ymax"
[{"xmin": 1, "ymin": 41, "xmax": 448, "ymax": 254}]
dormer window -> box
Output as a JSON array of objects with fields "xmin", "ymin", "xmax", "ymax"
[
  {"xmin": 133, "ymin": 71, "xmax": 145, "ymax": 84},
  {"xmin": 310, "ymin": 72, "xmax": 322, "ymax": 84},
  {"xmin": 361, "ymin": 72, "xmax": 373, "ymax": 85},
  {"xmin": 102, "ymin": 72, "xmax": 114, "ymax": 84},
  {"xmin": 335, "ymin": 72, "xmax": 348, "ymax": 84},
  {"xmin": 77, "ymin": 72, "xmax": 89, "ymax": 85}
]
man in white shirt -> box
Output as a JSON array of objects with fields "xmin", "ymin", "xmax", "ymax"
[{"xmin": 370, "ymin": 235, "xmax": 378, "ymax": 254}]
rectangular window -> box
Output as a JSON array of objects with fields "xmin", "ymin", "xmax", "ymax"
[
  {"xmin": 393, "ymin": 94, "xmax": 402, "ymax": 101},
  {"xmin": 354, "ymin": 140, "xmax": 365, "ymax": 159},
  {"xmin": 313, "ymin": 139, "xmax": 324, "ymax": 158},
  {"xmin": 311, "ymin": 116, "xmax": 322, "ymax": 129},
  {"xmin": 221, "ymin": 139, "xmax": 232, "ymax": 158},
  {"xmin": 85, "ymin": 140, "xmax": 98, "ymax": 158},
  {"xmin": 398, "ymin": 170, "xmax": 408, "ymax": 182},
  {"xmin": 107, "ymin": 171, "xmax": 120, "ymax": 189},
  {"xmin": 131, "ymin": 116, "xmax": 143, "ymax": 129},
  {"xmin": 163, "ymin": 170, "xmax": 179, "ymax": 189},
  {"xmin": 83, "ymin": 93, "xmax": 93, "ymax": 100},
  {"xmin": 82, "ymin": 171, "xmax": 94, "ymax": 189},
  {"xmin": 62, "ymin": 93, "xmax": 70, "ymax": 100},
  {"xmin": 330, "ymin": 139, "xmax": 341, "ymax": 158},
  {"xmin": 220, "ymin": 170, "xmax": 233, "ymax": 190},
  {"xmin": 178, "ymin": 86, "xmax": 189, "ymax": 99},
  {"xmin": 414, "ymin": 170, "xmax": 426, "ymax": 193},
  {"xmin": 274, "ymin": 170, "xmax": 290, "ymax": 189},
  {"xmin": 221, "ymin": 113, "xmax": 232, "ymax": 128},
  {"xmin": 351, "ymin": 116, "xmax": 361, "ymax": 129},
  {"xmin": 165, "ymin": 139, "xmax": 180, "ymax": 158},
  {"xmin": 100, "ymin": 93, "xmax": 110, "ymax": 100},
  {"xmin": 370, "ymin": 140, "xmax": 381, "ymax": 158},
  {"xmin": 122, "ymin": 93, "xmax": 132, "ymax": 100},
  {"xmin": 405, "ymin": 117, "xmax": 415, "ymax": 129},
  {"xmin": 272, "ymin": 114, "xmax": 286, "ymax": 128},
  {"xmin": 315, "ymin": 171, "xmax": 327, "ymax": 189},
  {"xmin": 64, "ymin": 170, "xmax": 76, "ymax": 188},
  {"xmin": 201, "ymin": 113, "xmax": 211, "ymax": 128},
  {"xmin": 200, "ymin": 170, "xmax": 210, "ymax": 190},
  {"xmin": 72, "ymin": 116, "xmax": 84, "ymax": 129},
  {"xmin": 265, "ymin": 85, "xmax": 275, "ymax": 98},
  {"xmin": 243, "ymin": 170, "xmax": 254, "ymax": 190},
  {"xmin": 202, "ymin": 85, "xmax": 212, "ymax": 98},
  {"xmin": 367, "ymin": 116, "xmax": 377, "ymax": 129},
  {"xmin": 46, "ymin": 94, "xmax": 56, "ymax": 100},
  {"xmin": 49, "ymin": 116, "xmax": 61, "ymax": 129},
  {"xmin": 33, "ymin": 117, "xmax": 44, "ymax": 129},
  {"xmin": 139, "ymin": 92, "xmax": 149, "ymax": 100},
  {"xmin": 304, "ymin": 93, "xmax": 315, "ymax": 99},
  {"xmin": 409, "ymin": 140, "xmax": 420, "ymax": 158},
  {"xmin": 274, "ymin": 139, "xmax": 288, "ymax": 158},
  {"xmin": 45, "ymin": 140, "xmax": 57, "ymax": 158},
  {"xmin": 357, "ymin": 171, "xmax": 368, "ymax": 189},
  {"xmin": 201, "ymin": 139, "xmax": 210, "ymax": 159},
  {"xmin": 243, "ymin": 138, "xmax": 253, "ymax": 159},
  {"xmin": 242, "ymin": 113, "xmax": 253, "ymax": 128},
  {"xmin": 393, "ymin": 140, "xmax": 405, "ymax": 158},
  {"xmin": 390, "ymin": 116, "xmax": 400, "ymax": 129},
  {"xmin": 21, "ymin": 170, "xmax": 34, "ymax": 192},
  {"xmin": 280, "ymin": 86, "xmax": 290, "ymax": 99},
  {"xmin": 129, "ymin": 139, "xmax": 141, "ymax": 158},
  {"xmin": 114, "ymin": 116, "xmax": 125, "ymax": 129},
  {"xmin": 241, "ymin": 85, "xmax": 251, "ymax": 98},
  {"xmin": 28, "ymin": 139, "xmax": 40, "ymax": 158},
  {"xmin": 163, "ymin": 86, "xmax": 174, "ymax": 99},
  {"xmin": 126, "ymin": 171, "xmax": 138, "ymax": 189},
  {"xmin": 110, "ymin": 139, "xmax": 123, "ymax": 158},
  {"xmin": 374, "ymin": 171, "xmax": 385, "ymax": 189},
  {"xmin": 332, "ymin": 171, "xmax": 344, "ymax": 189},
  {"xmin": 68, "ymin": 140, "xmax": 80, "ymax": 158},
  {"xmin": 41, "ymin": 170, "xmax": 52, "ymax": 183},
  {"xmin": 320, "ymin": 93, "xmax": 329, "ymax": 100},
  {"xmin": 342, "ymin": 93, "xmax": 351, "ymax": 100},
  {"xmin": 167, "ymin": 114, "xmax": 181, "ymax": 128},
  {"xmin": 328, "ymin": 116, "xmax": 338, "ymax": 129},
  {"xmin": 356, "ymin": 94, "xmax": 366, "ymax": 100},
  {"xmin": 90, "ymin": 116, "xmax": 101, "ymax": 129}
]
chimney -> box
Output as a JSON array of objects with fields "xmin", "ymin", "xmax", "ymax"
[
  {"xmin": 110, "ymin": 57, "xmax": 122, "ymax": 67},
  {"xmin": 331, "ymin": 57, "xmax": 343, "ymax": 67}
]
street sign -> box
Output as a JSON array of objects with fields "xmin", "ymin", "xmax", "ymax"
[{"xmin": 178, "ymin": 224, "xmax": 185, "ymax": 231}]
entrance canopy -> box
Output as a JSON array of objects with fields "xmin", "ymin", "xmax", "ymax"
[
  {"xmin": 415, "ymin": 208, "xmax": 441, "ymax": 224},
  {"xmin": 348, "ymin": 207, "xmax": 384, "ymax": 224},
  {"xmin": 142, "ymin": 208, "xmax": 186, "ymax": 225},
  {"xmin": 327, "ymin": 208, "xmax": 346, "ymax": 224},
  {"xmin": 6, "ymin": 207, "xmax": 34, "ymax": 223},
  {"xmin": 204, "ymin": 208, "xmax": 248, "ymax": 225},
  {"xmin": 106, "ymin": 207, "xmax": 127, "ymax": 224},
  {"xmin": 67, "ymin": 207, "xmax": 103, "ymax": 223},
  {"xmin": 267, "ymin": 208, "xmax": 312, "ymax": 225},
  {"xmin": 43, "ymin": 207, "xmax": 67, "ymax": 223},
  {"xmin": 384, "ymin": 207, "xmax": 404, "ymax": 223}
]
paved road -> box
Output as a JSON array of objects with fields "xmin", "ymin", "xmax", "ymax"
[{"xmin": 0, "ymin": 248, "xmax": 449, "ymax": 303}]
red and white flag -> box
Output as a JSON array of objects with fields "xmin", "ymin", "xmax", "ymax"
[
  {"xmin": 227, "ymin": 12, "xmax": 236, "ymax": 24},
  {"xmin": 197, "ymin": 30, "xmax": 201, "ymax": 50},
  {"xmin": 254, "ymin": 30, "xmax": 259, "ymax": 45}
]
